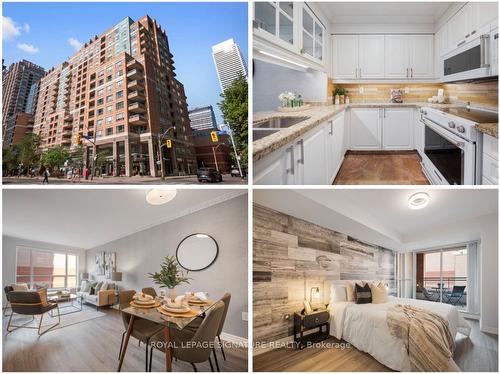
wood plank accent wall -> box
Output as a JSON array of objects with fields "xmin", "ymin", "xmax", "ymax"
[
  {"xmin": 253, "ymin": 204, "xmax": 395, "ymax": 344},
  {"xmin": 327, "ymin": 79, "xmax": 498, "ymax": 109}
]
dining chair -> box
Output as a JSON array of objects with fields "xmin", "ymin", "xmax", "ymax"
[
  {"xmin": 6, "ymin": 289, "xmax": 60, "ymax": 336},
  {"xmin": 141, "ymin": 287, "xmax": 157, "ymax": 298},
  {"xmin": 149, "ymin": 300, "xmax": 225, "ymax": 372},
  {"xmin": 3, "ymin": 286, "xmax": 14, "ymax": 316},
  {"xmin": 118, "ymin": 290, "xmax": 163, "ymax": 372}
]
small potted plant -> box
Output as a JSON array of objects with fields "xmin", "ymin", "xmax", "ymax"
[
  {"xmin": 334, "ymin": 87, "xmax": 347, "ymax": 105},
  {"xmin": 148, "ymin": 255, "xmax": 191, "ymax": 301}
]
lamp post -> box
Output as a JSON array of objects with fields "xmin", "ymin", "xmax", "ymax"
[
  {"xmin": 223, "ymin": 123, "xmax": 243, "ymax": 179},
  {"xmin": 156, "ymin": 127, "xmax": 176, "ymax": 179},
  {"xmin": 82, "ymin": 133, "xmax": 97, "ymax": 180},
  {"xmin": 212, "ymin": 143, "xmax": 223, "ymax": 172}
]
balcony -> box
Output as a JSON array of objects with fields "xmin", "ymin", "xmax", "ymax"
[
  {"xmin": 126, "ymin": 68, "xmax": 143, "ymax": 80},
  {"xmin": 127, "ymin": 80, "xmax": 143, "ymax": 90},
  {"xmin": 61, "ymin": 138, "xmax": 71, "ymax": 145},
  {"xmin": 128, "ymin": 102, "xmax": 146, "ymax": 113},
  {"xmin": 62, "ymin": 130, "xmax": 72, "ymax": 137},
  {"xmin": 126, "ymin": 60, "xmax": 141, "ymax": 70},
  {"xmin": 129, "ymin": 114, "xmax": 148, "ymax": 125},
  {"xmin": 416, "ymin": 277, "xmax": 467, "ymax": 308},
  {"xmin": 128, "ymin": 90, "xmax": 145, "ymax": 102}
]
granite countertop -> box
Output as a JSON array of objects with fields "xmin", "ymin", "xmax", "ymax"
[
  {"xmin": 253, "ymin": 102, "xmax": 461, "ymax": 161},
  {"xmin": 475, "ymin": 123, "xmax": 498, "ymax": 138}
]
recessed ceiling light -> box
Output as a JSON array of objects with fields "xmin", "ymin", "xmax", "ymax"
[
  {"xmin": 408, "ymin": 192, "xmax": 430, "ymax": 210},
  {"xmin": 146, "ymin": 189, "xmax": 177, "ymax": 205}
]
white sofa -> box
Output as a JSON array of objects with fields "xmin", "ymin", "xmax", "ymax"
[{"xmin": 76, "ymin": 280, "xmax": 117, "ymax": 310}]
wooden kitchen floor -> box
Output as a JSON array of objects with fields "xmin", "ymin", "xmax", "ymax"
[{"xmin": 334, "ymin": 151, "xmax": 429, "ymax": 185}]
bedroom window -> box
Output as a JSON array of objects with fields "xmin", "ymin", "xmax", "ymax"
[{"xmin": 15, "ymin": 247, "xmax": 79, "ymax": 289}]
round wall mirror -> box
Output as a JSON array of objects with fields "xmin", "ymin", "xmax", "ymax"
[{"xmin": 176, "ymin": 233, "xmax": 219, "ymax": 271}]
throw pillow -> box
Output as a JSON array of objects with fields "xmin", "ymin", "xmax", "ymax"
[
  {"xmin": 345, "ymin": 282, "xmax": 356, "ymax": 302},
  {"xmin": 37, "ymin": 288, "xmax": 49, "ymax": 306},
  {"xmin": 370, "ymin": 282, "xmax": 389, "ymax": 304},
  {"xmin": 12, "ymin": 283, "xmax": 29, "ymax": 291},
  {"xmin": 86, "ymin": 281, "xmax": 97, "ymax": 294},
  {"xmin": 355, "ymin": 282, "xmax": 372, "ymax": 304},
  {"xmin": 331, "ymin": 285, "xmax": 347, "ymax": 303},
  {"xmin": 80, "ymin": 280, "xmax": 89, "ymax": 291},
  {"xmin": 95, "ymin": 281, "xmax": 104, "ymax": 293}
]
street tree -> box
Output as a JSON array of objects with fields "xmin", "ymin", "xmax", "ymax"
[
  {"xmin": 218, "ymin": 74, "xmax": 248, "ymax": 170},
  {"xmin": 40, "ymin": 146, "xmax": 70, "ymax": 177},
  {"xmin": 2, "ymin": 148, "xmax": 19, "ymax": 176},
  {"xmin": 16, "ymin": 133, "xmax": 41, "ymax": 169}
]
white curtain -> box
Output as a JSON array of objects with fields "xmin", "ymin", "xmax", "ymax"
[
  {"xmin": 466, "ymin": 242, "xmax": 480, "ymax": 314},
  {"xmin": 395, "ymin": 252, "xmax": 414, "ymax": 298}
]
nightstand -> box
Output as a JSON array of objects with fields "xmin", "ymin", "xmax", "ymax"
[{"xmin": 293, "ymin": 309, "xmax": 330, "ymax": 349}]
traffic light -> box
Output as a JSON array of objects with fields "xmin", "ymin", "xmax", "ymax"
[
  {"xmin": 210, "ymin": 131, "xmax": 218, "ymax": 143},
  {"xmin": 165, "ymin": 139, "xmax": 172, "ymax": 148},
  {"xmin": 76, "ymin": 133, "xmax": 82, "ymax": 145}
]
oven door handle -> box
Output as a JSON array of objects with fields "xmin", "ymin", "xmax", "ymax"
[{"xmin": 420, "ymin": 117, "xmax": 467, "ymax": 149}]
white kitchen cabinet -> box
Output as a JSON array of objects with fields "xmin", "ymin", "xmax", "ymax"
[
  {"xmin": 482, "ymin": 133, "xmax": 498, "ymax": 185},
  {"xmin": 298, "ymin": 124, "xmax": 327, "ymax": 185},
  {"xmin": 472, "ymin": 2, "xmax": 498, "ymax": 34},
  {"xmin": 434, "ymin": 26, "xmax": 447, "ymax": 78},
  {"xmin": 385, "ymin": 35, "xmax": 433, "ymax": 79},
  {"xmin": 349, "ymin": 108, "xmax": 381, "ymax": 150},
  {"xmin": 409, "ymin": 35, "xmax": 434, "ymax": 78},
  {"xmin": 384, "ymin": 35, "xmax": 410, "ymax": 78},
  {"xmin": 358, "ymin": 35, "xmax": 385, "ymax": 79},
  {"xmin": 448, "ymin": 4, "xmax": 469, "ymax": 49},
  {"xmin": 332, "ymin": 35, "xmax": 385, "ymax": 79},
  {"xmin": 254, "ymin": 145, "xmax": 295, "ymax": 185},
  {"xmin": 331, "ymin": 35, "xmax": 358, "ymax": 79},
  {"xmin": 325, "ymin": 113, "xmax": 345, "ymax": 183},
  {"xmin": 413, "ymin": 109, "xmax": 425, "ymax": 157},
  {"xmin": 382, "ymin": 108, "xmax": 413, "ymax": 150}
]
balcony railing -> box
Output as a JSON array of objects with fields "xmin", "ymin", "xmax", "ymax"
[
  {"xmin": 126, "ymin": 69, "xmax": 143, "ymax": 80},
  {"xmin": 128, "ymin": 102, "xmax": 146, "ymax": 113},
  {"xmin": 417, "ymin": 276, "xmax": 467, "ymax": 308},
  {"xmin": 128, "ymin": 90, "xmax": 145, "ymax": 102},
  {"xmin": 127, "ymin": 80, "xmax": 143, "ymax": 90},
  {"xmin": 129, "ymin": 114, "xmax": 148, "ymax": 125}
]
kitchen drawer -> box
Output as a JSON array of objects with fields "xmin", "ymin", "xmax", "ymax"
[
  {"xmin": 482, "ymin": 152, "xmax": 498, "ymax": 184},
  {"xmin": 483, "ymin": 134, "xmax": 498, "ymax": 160}
]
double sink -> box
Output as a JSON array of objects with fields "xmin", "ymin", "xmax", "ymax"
[{"xmin": 253, "ymin": 116, "xmax": 310, "ymax": 141}]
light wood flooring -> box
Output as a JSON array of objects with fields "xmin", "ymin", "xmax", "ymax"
[
  {"xmin": 2, "ymin": 305, "xmax": 247, "ymax": 372},
  {"xmin": 254, "ymin": 319, "xmax": 497, "ymax": 372},
  {"xmin": 334, "ymin": 151, "xmax": 429, "ymax": 185}
]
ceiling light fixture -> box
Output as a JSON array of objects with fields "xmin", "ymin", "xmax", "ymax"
[
  {"xmin": 408, "ymin": 192, "xmax": 430, "ymax": 210},
  {"xmin": 146, "ymin": 189, "xmax": 177, "ymax": 205}
]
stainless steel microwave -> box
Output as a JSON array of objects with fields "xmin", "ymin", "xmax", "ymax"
[{"xmin": 442, "ymin": 29, "xmax": 497, "ymax": 82}]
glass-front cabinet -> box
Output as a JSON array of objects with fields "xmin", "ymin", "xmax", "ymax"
[{"xmin": 254, "ymin": 2, "xmax": 325, "ymax": 67}]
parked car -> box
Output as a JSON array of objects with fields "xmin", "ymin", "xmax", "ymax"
[
  {"xmin": 231, "ymin": 168, "xmax": 246, "ymax": 178},
  {"xmin": 197, "ymin": 168, "xmax": 223, "ymax": 183}
]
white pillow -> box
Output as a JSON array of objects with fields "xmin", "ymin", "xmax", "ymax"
[
  {"xmin": 370, "ymin": 282, "xmax": 389, "ymax": 304},
  {"xmin": 331, "ymin": 285, "xmax": 347, "ymax": 303},
  {"xmin": 12, "ymin": 283, "xmax": 29, "ymax": 291},
  {"xmin": 345, "ymin": 282, "xmax": 356, "ymax": 302}
]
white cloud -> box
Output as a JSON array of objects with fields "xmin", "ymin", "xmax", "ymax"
[
  {"xmin": 17, "ymin": 43, "xmax": 39, "ymax": 54},
  {"xmin": 68, "ymin": 37, "xmax": 83, "ymax": 51},
  {"xmin": 23, "ymin": 23, "xmax": 30, "ymax": 33},
  {"xmin": 3, "ymin": 16, "xmax": 22, "ymax": 40}
]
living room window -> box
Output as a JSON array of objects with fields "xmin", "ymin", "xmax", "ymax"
[{"xmin": 15, "ymin": 247, "xmax": 78, "ymax": 289}]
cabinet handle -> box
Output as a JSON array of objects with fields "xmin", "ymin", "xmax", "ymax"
[
  {"xmin": 457, "ymin": 40, "xmax": 466, "ymax": 47},
  {"xmin": 406, "ymin": 68, "xmax": 409, "ymax": 78},
  {"xmin": 286, "ymin": 146, "xmax": 295, "ymax": 175},
  {"xmin": 297, "ymin": 139, "xmax": 304, "ymax": 164},
  {"xmin": 329, "ymin": 120, "xmax": 333, "ymax": 135},
  {"xmin": 359, "ymin": 68, "xmax": 361, "ymax": 78},
  {"xmin": 411, "ymin": 68, "xmax": 413, "ymax": 78},
  {"xmin": 471, "ymin": 30, "xmax": 476, "ymax": 35},
  {"xmin": 465, "ymin": 34, "xmax": 470, "ymax": 38},
  {"xmin": 383, "ymin": 108, "xmax": 386, "ymax": 118},
  {"xmin": 355, "ymin": 68, "xmax": 357, "ymax": 78}
]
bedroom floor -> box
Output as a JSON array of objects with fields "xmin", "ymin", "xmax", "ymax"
[{"xmin": 253, "ymin": 319, "xmax": 497, "ymax": 372}]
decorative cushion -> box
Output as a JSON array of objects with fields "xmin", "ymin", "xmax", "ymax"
[
  {"xmin": 95, "ymin": 281, "xmax": 104, "ymax": 292},
  {"xmin": 355, "ymin": 282, "xmax": 372, "ymax": 304},
  {"xmin": 345, "ymin": 282, "xmax": 356, "ymax": 302},
  {"xmin": 87, "ymin": 281, "xmax": 98, "ymax": 295},
  {"xmin": 370, "ymin": 282, "xmax": 389, "ymax": 304},
  {"xmin": 37, "ymin": 288, "xmax": 49, "ymax": 306},
  {"xmin": 12, "ymin": 283, "xmax": 29, "ymax": 291},
  {"xmin": 100, "ymin": 282, "xmax": 108, "ymax": 291},
  {"xmin": 80, "ymin": 280, "xmax": 89, "ymax": 291},
  {"xmin": 331, "ymin": 285, "xmax": 347, "ymax": 303}
]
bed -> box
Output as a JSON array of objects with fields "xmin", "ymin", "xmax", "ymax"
[{"xmin": 328, "ymin": 294, "xmax": 471, "ymax": 371}]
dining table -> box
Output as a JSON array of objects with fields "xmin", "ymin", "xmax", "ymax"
[{"xmin": 117, "ymin": 299, "xmax": 214, "ymax": 372}]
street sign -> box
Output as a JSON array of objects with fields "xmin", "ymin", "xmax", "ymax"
[
  {"xmin": 210, "ymin": 131, "xmax": 218, "ymax": 142},
  {"xmin": 165, "ymin": 139, "xmax": 172, "ymax": 148}
]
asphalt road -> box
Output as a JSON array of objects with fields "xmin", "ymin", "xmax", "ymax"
[{"xmin": 3, "ymin": 175, "xmax": 247, "ymax": 185}]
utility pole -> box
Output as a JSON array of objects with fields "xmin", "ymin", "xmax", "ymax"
[
  {"xmin": 156, "ymin": 126, "xmax": 176, "ymax": 179},
  {"xmin": 212, "ymin": 143, "xmax": 223, "ymax": 172},
  {"xmin": 224, "ymin": 123, "xmax": 243, "ymax": 179}
]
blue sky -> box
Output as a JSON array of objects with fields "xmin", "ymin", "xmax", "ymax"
[{"xmin": 2, "ymin": 2, "xmax": 248, "ymax": 122}]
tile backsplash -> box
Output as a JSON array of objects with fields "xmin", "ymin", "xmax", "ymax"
[{"xmin": 328, "ymin": 79, "xmax": 498, "ymax": 109}]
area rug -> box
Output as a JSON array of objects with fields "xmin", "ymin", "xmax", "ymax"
[{"xmin": 7, "ymin": 307, "xmax": 106, "ymax": 331}]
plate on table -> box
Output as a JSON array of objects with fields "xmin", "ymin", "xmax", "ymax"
[
  {"xmin": 130, "ymin": 300, "xmax": 160, "ymax": 309},
  {"xmin": 160, "ymin": 304, "xmax": 191, "ymax": 313},
  {"xmin": 134, "ymin": 299, "xmax": 155, "ymax": 305}
]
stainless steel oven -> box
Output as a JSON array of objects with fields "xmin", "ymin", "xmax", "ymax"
[{"xmin": 420, "ymin": 117, "xmax": 476, "ymax": 185}]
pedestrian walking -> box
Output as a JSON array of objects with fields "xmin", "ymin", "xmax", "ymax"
[
  {"xmin": 73, "ymin": 167, "xmax": 81, "ymax": 183},
  {"xmin": 83, "ymin": 166, "xmax": 90, "ymax": 180},
  {"xmin": 42, "ymin": 168, "xmax": 50, "ymax": 184}
]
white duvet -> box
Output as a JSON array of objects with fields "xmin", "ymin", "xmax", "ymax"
[{"xmin": 329, "ymin": 296, "xmax": 471, "ymax": 371}]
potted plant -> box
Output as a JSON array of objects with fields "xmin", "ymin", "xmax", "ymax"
[
  {"xmin": 148, "ymin": 255, "xmax": 191, "ymax": 301},
  {"xmin": 333, "ymin": 87, "xmax": 347, "ymax": 104}
]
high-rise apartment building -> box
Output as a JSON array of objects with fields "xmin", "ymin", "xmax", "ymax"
[
  {"xmin": 33, "ymin": 15, "xmax": 196, "ymax": 177},
  {"xmin": 188, "ymin": 105, "xmax": 217, "ymax": 131},
  {"xmin": 2, "ymin": 60, "xmax": 45, "ymax": 148},
  {"xmin": 212, "ymin": 38, "xmax": 247, "ymax": 92}
]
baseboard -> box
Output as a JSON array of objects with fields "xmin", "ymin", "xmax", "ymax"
[
  {"xmin": 480, "ymin": 325, "xmax": 498, "ymax": 335},
  {"xmin": 220, "ymin": 332, "xmax": 248, "ymax": 347}
]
